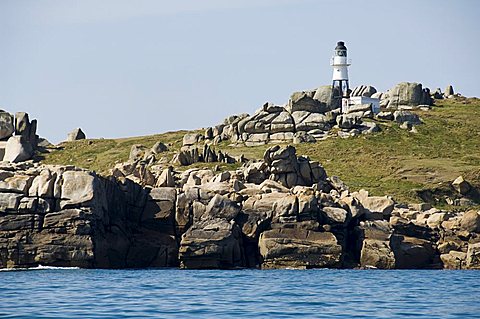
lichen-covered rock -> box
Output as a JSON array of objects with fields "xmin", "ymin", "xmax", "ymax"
[
  {"xmin": 178, "ymin": 218, "xmax": 244, "ymax": 269},
  {"xmin": 14, "ymin": 112, "xmax": 38, "ymax": 148},
  {"xmin": 1, "ymin": 145, "xmax": 479, "ymax": 271},
  {"xmin": 376, "ymin": 111, "xmax": 394, "ymax": 121},
  {"xmin": 262, "ymin": 145, "xmax": 326, "ymax": 188},
  {"xmin": 440, "ymin": 251, "xmax": 467, "ymax": 269},
  {"xmin": 151, "ymin": 141, "xmax": 168, "ymax": 154},
  {"xmin": 322, "ymin": 207, "xmax": 349, "ymax": 224},
  {"xmin": 183, "ymin": 133, "xmax": 201, "ymax": 146},
  {"xmin": 295, "ymin": 112, "xmax": 331, "ymax": 132}
]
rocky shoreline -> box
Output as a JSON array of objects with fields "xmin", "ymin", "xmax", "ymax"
[{"xmin": 1, "ymin": 145, "xmax": 479, "ymax": 270}]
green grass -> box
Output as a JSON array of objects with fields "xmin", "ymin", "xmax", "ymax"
[
  {"xmin": 40, "ymin": 130, "xmax": 189, "ymax": 173},
  {"xmin": 40, "ymin": 98, "xmax": 480, "ymax": 205}
]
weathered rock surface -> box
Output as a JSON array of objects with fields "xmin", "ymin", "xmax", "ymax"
[
  {"xmin": 199, "ymin": 81, "xmax": 438, "ymax": 147},
  {"xmin": 202, "ymin": 84, "xmax": 429, "ymax": 146},
  {"xmin": 357, "ymin": 221, "xmax": 395, "ymax": 269},
  {"xmin": 0, "ymin": 111, "xmax": 39, "ymax": 163},
  {"xmin": 445, "ymin": 85, "xmax": 454, "ymax": 97},
  {"xmin": 3, "ymin": 136, "xmax": 34, "ymax": 163},
  {"xmin": 381, "ymin": 82, "xmax": 433, "ymax": 109},
  {"xmin": 259, "ymin": 228, "xmax": 342, "ymax": 269},
  {"xmin": 14, "ymin": 112, "xmax": 38, "ymax": 147},
  {"xmin": 179, "ymin": 195, "xmax": 244, "ymax": 269},
  {"xmin": 0, "ymin": 162, "xmax": 178, "ymax": 269},
  {"xmin": 452, "ymin": 176, "xmax": 471, "ymax": 195},
  {"xmin": 1, "ymin": 145, "xmax": 479, "ymax": 270},
  {"xmin": 67, "ymin": 128, "xmax": 86, "ymax": 141},
  {"xmin": 460, "ymin": 210, "xmax": 480, "ymax": 233},
  {"xmin": 466, "ymin": 243, "xmax": 480, "ymax": 269},
  {"xmin": 351, "ymin": 85, "xmax": 377, "ymax": 98},
  {"xmin": 393, "ymin": 110, "xmax": 422, "ymax": 125},
  {"xmin": 0, "ymin": 111, "xmax": 14, "ymax": 140}
]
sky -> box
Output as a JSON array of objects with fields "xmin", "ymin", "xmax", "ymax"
[{"xmin": 1, "ymin": 0, "xmax": 479, "ymax": 143}]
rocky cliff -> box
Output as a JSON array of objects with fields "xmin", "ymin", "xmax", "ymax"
[
  {"xmin": 0, "ymin": 162, "xmax": 177, "ymax": 268},
  {"xmin": 1, "ymin": 146, "xmax": 479, "ymax": 270}
]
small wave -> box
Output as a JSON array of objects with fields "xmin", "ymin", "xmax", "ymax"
[{"xmin": 0, "ymin": 265, "xmax": 80, "ymax": 272}]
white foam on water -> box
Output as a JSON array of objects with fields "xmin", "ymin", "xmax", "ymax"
[{"xmin": 0, "ymin": 265, "xmax": 80, "ymax": 271}]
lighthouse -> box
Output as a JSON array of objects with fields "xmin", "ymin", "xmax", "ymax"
[
  {"xmin": 331, "ymin": 41, "xmax": 381, "ymax": 114},
  {"xmin": 330, "ymin": 41, "xmax": 350, "ymax": 100}
]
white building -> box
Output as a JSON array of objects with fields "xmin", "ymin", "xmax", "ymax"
[
  {"xmin": 343, "ymin": 96, "xmax": 380, "ymax": 114},
  {"xmin": 331, "ymin": 41, "xmax": 380, "ymax": 114}
]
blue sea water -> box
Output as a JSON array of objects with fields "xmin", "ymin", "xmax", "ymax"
[{"xmin": 0, "ymin": 268, "xmax": 479, "ymax": 319}]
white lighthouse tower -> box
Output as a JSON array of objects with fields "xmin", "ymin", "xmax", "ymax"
[{"xmin": 330, "ymin": 41, "xmax": 350, "ymax": 101}]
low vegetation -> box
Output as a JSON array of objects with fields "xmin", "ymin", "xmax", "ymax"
[{"xmin": 41, "ymin": 99, "xmax": 480, "ymax": 205}]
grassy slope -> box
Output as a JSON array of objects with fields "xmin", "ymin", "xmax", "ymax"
[
  {"xmin": 41, "ymin": 99, "xmax": 480, "ymax": 205},
  {"xmin": 40, "ymin": 130, "xmax": 190, "ymax": 173}
]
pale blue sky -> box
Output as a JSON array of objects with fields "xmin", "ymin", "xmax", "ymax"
[{"xmin": 1, "ymin": 0, "xmax": 479, "ymax": 142}]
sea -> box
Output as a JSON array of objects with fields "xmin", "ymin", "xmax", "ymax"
[{"xmin": 0, "ymin": 268, "xmax": 479, "ymax": 319}]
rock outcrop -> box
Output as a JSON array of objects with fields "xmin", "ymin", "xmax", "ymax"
[
  {"xmin": 173, "ymin": 144, "xmax": 239, "ymax": 166},
  {"xmin": 67, "ymin": 128, "xmax": 86, "ymax": 141},
  {"xmin": 3, "ymin": 136, "xmax": 34, "ymax": 163},
  {"xmin": 0, "ymin": 111, "xmax": 39, "ymax": 163},
  {"xmin": 380, "ymin": 82, "xmax": 433, "ymax": 109},
  {"xmin": 0, "ymin": 111, "xmax": 14, "ymax": 140},
  {"xmin": 1, "ymin": 146, "xmax": 479, "ymax": 270},
  {"xmin": 351, "ymin": 85, "xmax": 377, "ymax": 98},
  {"xmin": 197, "ymin": 82, "xmax": 437, "ymax": 147},
  {"xmin": 0, "ymin": 162, "xmax": 178, "ymax": 268},
  {"xmin": 259, "ymin": 228, "xmax": 342, "ymax": 269}
]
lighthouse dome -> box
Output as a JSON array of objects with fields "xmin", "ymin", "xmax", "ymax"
[{"xmin": 335, "ymin": 41, "xmax": 347, "ymax": 51}]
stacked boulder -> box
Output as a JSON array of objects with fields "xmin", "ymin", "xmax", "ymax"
[
  {"xmin": 178, "ymin": 194, "xmax": 245, "ymax": 268},
  {"xmin": 112, "ymin": 141, "xmax": 171, "ymax": 187},
  {"xmin": 377, "ymin": 82, "xmax": 433, "ymax": 109},
  {"xmin": 176, "ymin": 145, "xmax": 346, "ymax": 269},
  {"xmin": 202, "ymin": 86, "xmax": 344, "ymax": 146},
  {"xmin": 0, "ymin": 111, "xmax": 38, "ymax": 163},
  {"xmin": 262, "ymin": 145, "xmax": 326, "ymax": 188},
  {"xmin": 112, "ymin": 139, "xmax": 243, "ymax": 189},
  {"xmin": 173, "ymin": 134, "xmax": 239, "ymax": 166},
  {"xmin": 384, "ymin": 205, "xmax": 480, "ymax": 269},
  {"xmin": 201, "ymin": 82, "xmax": 439, "ymax": 146}
]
